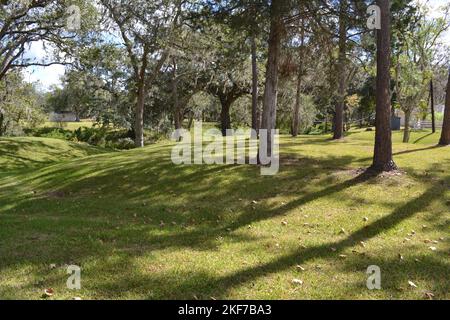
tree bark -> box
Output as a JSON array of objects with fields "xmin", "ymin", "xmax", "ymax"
[
  {"xmin": 371, "ymin": 0, "xmax": 397, "ymax": 172},
  {"xmin": 292, "ymin": 18, "xmax": 305, "ymax": 137},
  {"xmin": 134, "ymin": 47, "xmax": 149, "ymax": 148},
  {"xmin": 260, "ymin": 2, "xmax": 283, "ymax": 157},
  {"xmin": 403, "ymin": 110, "xmax": 411, "ymax": 143},
  {"xmin": 292, "ymin": 73, "xmax": 302, "ymax": 137},
  {"xmin": 251, "ymin": 36, "xmax": 259, "ymax": 135},
  {"xmin": 333, "ymin": 0, "xmax": 347, "ymax": 140},
  {"xmin": 135, "ymin": 80, "xmax": 146, "ymax": 148},
  {"xmin": 430, "ymin": 79, "xmax": 436, "ymax": 133},
  {"xmin": 172, "ymin": 58, "xmax": 182, "ymax": 131},
  {"xmin": 220, "ymin": 99, "xmax": 231, "ymax": 136},
  {"xmin": 187, "ymin": 111, "xmax": 194, "ymax": 130},
  {"xmin": 0, "ymin": 111, "xmax": 4, "ymax": 136},
  {"xmin": 439, "ymin": 70, "xmax": 450, "ymax": 145}
]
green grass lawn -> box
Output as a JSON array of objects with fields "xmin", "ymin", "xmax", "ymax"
[
  {"xmin": 41, "ymin": 121, "xmax": 95, "ymax": 131},
  {"xmin": 0, "ymin": 129, "xmax": 448, "ymax": 300}
]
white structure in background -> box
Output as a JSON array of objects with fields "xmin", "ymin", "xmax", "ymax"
[
  {"xmin": 49, "ymin": 112, "xmax": 78, "ymax": 122},
  {"xmin": 396, "ymin": 110, "xmax": 443, "ymax": 130},
  {"xmin": 435, "ymin": 105, "xmax": 445, "ymax": 113}
]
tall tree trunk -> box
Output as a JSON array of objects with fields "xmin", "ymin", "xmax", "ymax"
[
  {"xmin": 220, "ymin": 98, "xmax": 232, "ymax": 136},
  {"xmin": 251, "ymin": 36, "xmax": 259, "ymax": 135},
  {"xmin": 187, "ymin": 111, "xmax": 194, "ymax": 130},
  {"xmin": 430, "ymin": 79, "xmax": 436, "ymax": 133},
  {"xmin": 292, "ymin": 73, "xmax": 302, "ymax": 137},
  {"xmin": 256, "ymin": 96, "xmax": 262, "ymax": 132},
  {"xmin": 333, "ymin": 0, "xmax": 347, "ymax": 140},
  {"xmin": 292, "ymin": 18, "xmax": 305, "ymax": 137},
  {"xmin": 260, "ymin": 2, "xmax": 283, "ymax": 157},
  {"xmin": 439, "ymin": 70, "xmax": 450, "ymax": 145},
  {"xmin": 172, "ymin": 58, "xmax": 182, "ymax": 131},
  {"xmin": 371, "ymin": 0, "xmax": 397, "ymax": 171},
  {"xmin": 134, "ymin": 48, "xmax": 149, "ymax": 148},
  {"xmin": 135, "ymin": 79, "xmax": 146, "ymax": 148},
  {"xmin": 0, "ymin": 111, "xmax": 4, "ymax": 136},
  {"xmin": 403, "ymin": 110, "xmax": 411, "ymax": 143}
]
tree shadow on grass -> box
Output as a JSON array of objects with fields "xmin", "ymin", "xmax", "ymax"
[
  {"xmin": 337, "ymin": 253, "xmax": 450, "ymax": 299},
  {"xmin": 187, "ymin": 177, "xmax": 448, "ymax": 297},
  {"xmin": 0, "ymin": 154, "xmax": 362, "ymax": 270},
  {"xmin": 0, "ymin": 138, "xmax": 107, "ymax": 173},
  {"xmin": 0, "ymin": 141, "xmax": 448, "ymax": 298}
]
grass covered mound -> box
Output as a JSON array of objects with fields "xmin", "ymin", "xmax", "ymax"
[
  {"xmin": 0, "ymin": 137, "xmax": 106, "ymax": 173},
  {"xmin": 0, "ymin": 130, "xmax": 448, "ymax": 299}
]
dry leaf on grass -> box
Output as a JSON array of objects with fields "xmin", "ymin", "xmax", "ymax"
[
  {"xmin": 43, "ymin": 288, "xmax": 54, "ymax": 297},
  {"xmin": 424, "ymin": 292, "xmax": 435, "ymax": 300}
]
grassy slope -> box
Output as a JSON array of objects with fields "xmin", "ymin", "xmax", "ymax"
[
  {"xmin": 0, "ymin": 137, "xmax": 106, "ymax": 173},
  {"xmin": 0, "ymin": 130, "xmax": 448, "ymax": 300}
]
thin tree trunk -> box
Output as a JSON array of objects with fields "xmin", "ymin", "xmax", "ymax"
[
  {"xmin": 333, "ymin": 0, "xmax": 347, "ymax": 140},
  {"xmin": 403, "ymin": 110, "xmax": 411, "ymax": 143},
  {"xmin": 172, "ymin": 58, "xmax": 182, "ymax": 131},
  {"xmin": 134, "ymin": 48, "xmax": 149, "ymax": 148},
  {"xmin": 430, "ymin": 79, "xmax": 436, "ymax": 133},
  {"xmin": 256, "ymin": 96, "xmax": 262, "ymax": 132},
  {"xmin": 187, "ymin": 111, "xmax": 194, "ymax": 130},
  {"xmin": 292, "ymin": 18, "xmax": 305, "ymax": 137},
  {"xmin": 220, "ymin": 99, "xmax": 232, "ymax": 136},
  {"xmin": 371, "ymin": 0, "xmax": 397, "ymax": 172},
  {"xmin": 251, "ymin": 36, "xmax": 259, "ymax": 135},
  {"xmin": 439, "ymin": 70, "xmax": 450, "ymax": 145},
  {"xmin": 292, "ymin": 73, "xmax": 302, "ymax": 137},
  {"xmin": 0, "ymin": 112, "xmax": 4, "ymax": 136},
  {"xmin": 135, "ymin": 80, "xmax": 146, "ymax": 148},
  {"xmin": 260, "ymin": 2, "xmax": 283, "ymax": 157}
]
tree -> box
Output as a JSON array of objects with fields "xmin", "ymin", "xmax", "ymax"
[
  {"xmin": 100, "ymin": 0, "xmax": 182, "ymax": 147},
  {"xmin": 0, "ymin": 71, "xmax": 45, "ymax": 135},
  {"xmin": 260, "ymin": 0, "xmax": 285, "ymax": 157},
  {"xmin": 291, "ymin": 14, "xmax": 306, "ymax": 137},
  {"xmin": 371, "ymin": 0, "xmax": 397, "ymax": 172},
  {"xmin": 439, "ymin": 69, "xmax": 450, "ymax": 145},
  {"xmin": 333, "ymin": 0, "xmax": 348, "ymax": 140},
  {"xmin": 394, "ymin": 53, "xmax": 430, "ymax": 143},
  {"xmin": 0, "ymin": 0, "xmax": 96, "ymax": 81},
  {"xmin": 391, "ymin": 4, "xmax": 449, "ymax": 142}
]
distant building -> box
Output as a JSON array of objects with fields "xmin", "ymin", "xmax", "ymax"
[{"xmin": 49, "ymin": 112, "xmax": 78, "ymax": 122}]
